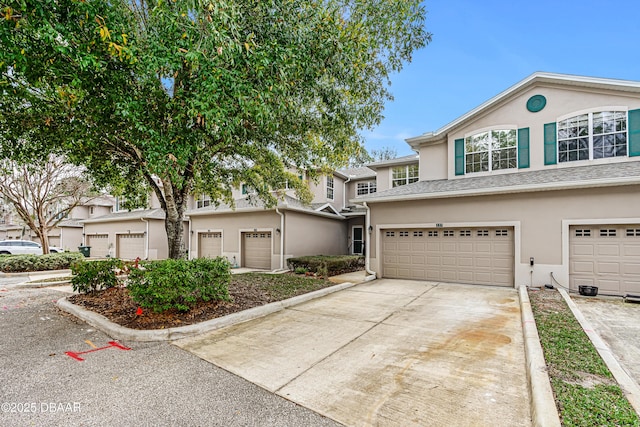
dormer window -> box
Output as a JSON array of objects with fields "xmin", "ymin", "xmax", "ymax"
[
  {"xmin": 557, "ymin": 111, "xmax": 627, "ymax": 162},
  {"xmin": 465, "ymin": 129, "xmax": 517, "ymax": 173}
]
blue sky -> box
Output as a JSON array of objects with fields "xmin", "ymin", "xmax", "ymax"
[{"xmin": 365, "ymin": 0, "xmax": 640, "ymax": 156}]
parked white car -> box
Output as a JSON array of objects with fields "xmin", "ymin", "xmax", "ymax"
[{"xmin": 0, "ymin": 240, "xmax": 64, "ymax": 255}]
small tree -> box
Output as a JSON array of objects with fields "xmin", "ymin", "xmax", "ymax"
[{"xmin": 0, "ymin": 155, "xmax": 93, "ymax": 253}]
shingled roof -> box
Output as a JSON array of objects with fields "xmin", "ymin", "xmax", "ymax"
[{"xmin": 355, "ymin": 161, "xmax": 640, "ymax": 203}]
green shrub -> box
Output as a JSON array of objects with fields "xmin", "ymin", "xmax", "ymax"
[
  {"xmin": 287, "ymin": 255, "xmax": 364, "ymax": 276},
  {"xmin": 71, "ymin": 259, "xmax": 125, "ymax": 294},
  {"xmin": 127, "ymin": 257, "xmax": 231, "ymax": 313},
  {"xmin": 0, "ymin": 252, "xmax": 85, "ymax": 273},
  {"xmin": 294, "ymin": 267, "xmax": 308, "ymax": 274}
]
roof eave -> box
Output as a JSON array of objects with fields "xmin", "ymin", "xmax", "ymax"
[{"xmin": 357, "ymin": 176, "xmax": 640, "ymax": 204}]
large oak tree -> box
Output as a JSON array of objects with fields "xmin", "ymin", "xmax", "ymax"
[{"xmin": 1, "ymin": 0, "xmax": 430, "ymax": 258}]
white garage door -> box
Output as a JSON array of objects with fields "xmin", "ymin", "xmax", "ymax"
[
  {"xmin": 382, "ymin": 227, "xmax": 514, "ymax": 286},
  {"xmin": 243, "ymin": 232, "xmax": 272, "ymax": 269},
  {"xmin": 86, "ymin": 234, "xmax": 109, "ymax": 258},
  {"xmin": 199, "ymin": 232, "xmax": 222, "ymax": 258},
  {"xmin": 117, "ymin": 234, "xmax": 145, "ymax": 260},
  {"xmin": 570, "ymin": 225, "xmax": 640, "ymax": 296}
]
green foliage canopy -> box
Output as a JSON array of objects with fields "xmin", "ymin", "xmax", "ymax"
[{"xmin": 0, "ymin": 0, "xmax": 430, "ymax": 257}]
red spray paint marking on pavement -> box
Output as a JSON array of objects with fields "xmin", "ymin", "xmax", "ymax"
[{"xmin": 65, "ymin": 341, "xmax": 131, "ymax": 361}]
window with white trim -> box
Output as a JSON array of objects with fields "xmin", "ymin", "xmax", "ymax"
[
  {"xmin": 196, "ymin": 195, "xmax": 211, "ymax": 209},
  {"xmin": 326, "ymin": 176, "xmax": 334, "ymax": 200},
  {"xmin": 465, "ymin": 129, "xmax": 517, "ymax": 173},
  {"xmin": 115, "ymin": 197, "xmax": 126, "ymax": 212},
  {"xmin": 356, "ymin": 181, "xmax": 377, "ymax": 196},
  {"xmin": 558, "ymin": 111, "xmax": 627, "ymax": 162},
  {"xmin": 392, "ymin": 164, "xmax": 418, "ymax": 187}
]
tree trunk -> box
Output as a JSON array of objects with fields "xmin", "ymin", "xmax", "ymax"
[{"xmin": 165, "ymin": 212, "xmax": 184, "ymax": 259}]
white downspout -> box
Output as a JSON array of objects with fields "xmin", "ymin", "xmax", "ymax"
[
  {"xmin": 276, "ymin": 208, "xmax": 285, "ymax": 270},
  {"xmin": 140, "ymin": 218, "xmax": 149, "ymax": 260},
  {"xmin": 187, "ymin": 217, "xmax": 192, "ymax": 260},
  {"xmin": 343, "ymin": 176, "xmax": 352, "ymax": 211},
  {"xmin": 363, "ymin": 202, "xmax": 376, "ymax": 278}
]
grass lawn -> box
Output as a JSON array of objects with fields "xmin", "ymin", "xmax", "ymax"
[{"xmin": 529, "ymin": 288, "xmax": 640, "ymax": 426}]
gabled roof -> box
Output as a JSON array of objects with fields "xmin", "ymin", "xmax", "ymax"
[
  {"xmin": 406, "ymin": 72, "xmax": 640, "ymax": 148},
  {"xmin": 337, "ymin": 166, "xmax": 376, "ymax": 180},
  {"xmin": 355, "ymin": 161, "xmax": 640, "ymax": 203},
  {"xmin": 366, "ymin": 154, "xmax": 419, "ymax": 170},
  {"xmin": 81, "ymin": 208, "xmax": 166, "ymax": 223}
]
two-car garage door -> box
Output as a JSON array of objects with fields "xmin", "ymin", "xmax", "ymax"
[{"xmin": 382, "ymin": 227, "xmax": 514, "ymax": 286}]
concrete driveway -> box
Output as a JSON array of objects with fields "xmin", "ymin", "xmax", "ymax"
[
  {"xmin": 176, "ymin": 279, "xmax": 532, "ymax": 426},
  {"xmin": 570, "ymin": 296, "xmax": 640, "ymax": 391}
]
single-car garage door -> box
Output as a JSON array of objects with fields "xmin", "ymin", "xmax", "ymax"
[
  {"xmin": 199, "ymin": 232, "xmax": 222, "ymax": 258},
  {"xmin": 117, "ymin": 234, "xmax": 145, "ymax": 260},
  {"xmin": 382, "ymin": 227, "xmax": 514, "ymax": 286},
  {"xmin": 86, "ymin": 234, "xmax": 109, "ymax": 258},
  {"xmin": 243, "ymin": 232, "xmax": 272, "ymax": 269},
  {"xmin": 570, "ymin": 225, "xmax": 640, "ymax": 296}
]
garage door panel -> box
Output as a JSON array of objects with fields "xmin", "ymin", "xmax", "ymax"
[
  {"xmin": 623, "ymin": 263, "xmax": 640, "ymax": 275},
  {"xmin": 573, "ymin": 261, "xmax": 594, "ymax": 273},
  {"xmin": 623, "ymin": 280, "xmax": 640, "ymax": 294},
  {"xmin": 572, "ymin": 244, "xmax": 594, "ymax": 256},
  {"xmin": 624, "ymin": 244, "xmax": 640, "ymax": 256},
  {"xmin": 597, "ymin": 245, "xmax": 620, "ymax": 256},
  {"xmin": 382, "ymin": 227, "xmax": 514, "ymax": 287},
  {"xmin": 597, "ymin": 262, "xmax": 620, "ymax": 274}
]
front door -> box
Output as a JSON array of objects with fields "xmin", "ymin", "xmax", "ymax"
[{"xmin": 352, "ymin": 226, "xmax": 364, "ymax": 255}]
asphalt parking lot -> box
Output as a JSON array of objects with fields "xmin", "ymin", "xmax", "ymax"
[{"xmin": 0, "ymin": 281, "xmax": 339, "ymax": 427}]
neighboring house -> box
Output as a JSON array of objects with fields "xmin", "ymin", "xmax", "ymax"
[
  {"xmin": 81, "ymin": 208, "xmax": 176, "ymax": 260},
  {"xmin": 186, "ymin": 168, "xmax": 374, "ymax": 269},
  {"xmin": 355, "ymin": 72, "xmax": 640, "ymax": 297},
  {"xmin": 53, "ymin": 195, "xmax": 116, "ymax": 251}
]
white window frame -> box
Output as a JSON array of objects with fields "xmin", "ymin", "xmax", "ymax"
[
  {"xmin": 391, "ymin": 164, "xmax": 419, "ymax": 188},
  {"xmin": 326, "ymin": 176, "xmax": 334, "ymax": 200},
  {"xmin": 196, "ymin": 195, "xmax": 211, "ymax": 209},
  {"xmin": 356, "ymin": 181, "xmax": 377, "ymax": 196},
  {"xmin": 464, "ymin": 128, "xmax": 517, "ymax": 174},
  {"xmin": 557, "ymin": 108, "xmax": 628, "ymax": 163}
]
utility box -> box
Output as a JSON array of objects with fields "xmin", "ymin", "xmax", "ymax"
[{"xmin": 78, "ymin": 245, "xmax": 91, "ymax": 258}]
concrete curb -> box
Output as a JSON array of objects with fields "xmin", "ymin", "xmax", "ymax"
[
  {"xmin": 18, "ymin": 279, "xmax": 72, "ymax": 289},
  {"xmin": 0, "ymin": 269, "xmax": 72, "ymax": 280},
  {"xmin": 57, "ymin": 281, "xmax": 360, "ymax": 342},
  {"xmin": 518, "ymin": 286, "xmax": 561, "ymax": 427},
  {"xmin": 558, "ymin": 288, "xmax": 640, "ymax": 416}
]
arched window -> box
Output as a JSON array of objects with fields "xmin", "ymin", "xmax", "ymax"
[{"xmin": 557, "ymin": 111, "xmax": 627, "ymax": 162}]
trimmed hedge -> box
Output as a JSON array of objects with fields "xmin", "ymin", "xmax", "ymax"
[
  {"xmin": 71, "ymin": 259, "xmax": 125, "ymax": 294},
  {"xmin": 0, "ymin": 252, "xmax": 85, "ymax": 273},
  {"xmin": 127, "ymin": 257, "xmax": 231, "ymax": 313},
  {"xmin": 287, "ymin": 255, "xmax": 364, "ymax": 277}
]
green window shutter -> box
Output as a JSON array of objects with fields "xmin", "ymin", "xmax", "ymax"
[
  {"xmin": 544, "ymin": 123, "xmax": 557, "ymax": 165},
  {"xmin": 517, "ymin": 127, "xmax": 530, "ymax": 169},
  {"xmin": 454, "ymin": 138, "xmax": 465, "ymax": 176},
  {"xmin": 628, "ymin": 109, "xmax": 640, "ymax": 157}
]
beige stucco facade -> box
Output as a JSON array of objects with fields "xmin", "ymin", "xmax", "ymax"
[
  {"xmin": 359, "ymin": 73, "xmax": 640, "ymax": 295},
  {"xmin": 189, "ymin": 209, "xmax": 349, "ymax": 269},
  {"xmin": 83, "ymin": 217, "xmax": 170, "ymax": 260},
  {"xmin": 368, "ymin": 185, "xmax": 640, "ymax": 288}
]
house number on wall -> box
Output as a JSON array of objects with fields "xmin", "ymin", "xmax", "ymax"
[{"xmin": 436, "ymin": 223, "xmax": 443, "ymax": 228}]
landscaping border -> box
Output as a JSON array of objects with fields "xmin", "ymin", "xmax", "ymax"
[{"xmin": 57, "ymin": 281, "xmax": 359, "ymax": 342}]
